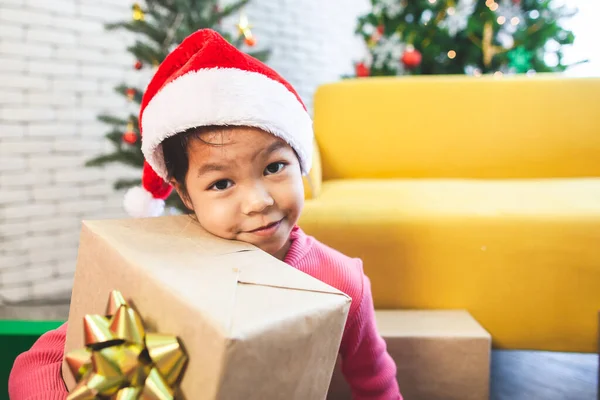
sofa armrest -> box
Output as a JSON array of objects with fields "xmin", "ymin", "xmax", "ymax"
[{"xmin": 303, "ymin": 138, "xmax": 322, "ymax": 200}]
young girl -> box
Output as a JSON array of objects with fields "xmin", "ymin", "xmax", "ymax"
[{"xmin": 9, "ymin": 29, "xmax": 401, "ymax": 400}]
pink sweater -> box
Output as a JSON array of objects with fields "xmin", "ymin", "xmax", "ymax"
[{"xmin": 9, "ymin": 226, "xmax": 401, "ymax": 399}]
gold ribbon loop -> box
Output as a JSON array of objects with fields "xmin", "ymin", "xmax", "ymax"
[
  {"xmin": 110, "ymin": 305, "xmax": 145, "ymax": 345},
  {"xmin": 145, "ymin": 334, "xmax": 188, "ymax": 387},
  {"xmin": 106, "ymin": 290, "xmax": 128, "ymax": 317},
  {"xmin": 84, "ymin": 315, "xmax": 115, "ymax": 347},
  {"xmin": 65, "ymin": 348, "xmax": 92, "ymax": 381},
  {"xmin": 66, "ymin": 290, "xmax": 187, "ymax": 400}
]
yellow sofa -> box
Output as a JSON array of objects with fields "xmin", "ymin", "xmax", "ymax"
[{"xmin": 299, "ymin": 75, "xmax": 600, "ymax": 353}]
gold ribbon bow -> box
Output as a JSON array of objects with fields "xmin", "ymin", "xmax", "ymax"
[{"xmin": 65, "ymin": 291, "xmax": 188, "ymax": 400}]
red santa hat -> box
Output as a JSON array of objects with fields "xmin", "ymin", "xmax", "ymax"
[{"xmin": 124, "ymin": 29, "xmax": 313, "ymax": 218}]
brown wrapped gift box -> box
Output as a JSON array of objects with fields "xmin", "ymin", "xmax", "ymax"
[
  {"xmin": 328, "ymin": 310, "xmax": 491, "ymax": 400},
  {"xmin": 62, "ymin": 216, "xmax": 351, "ymax": 399}
]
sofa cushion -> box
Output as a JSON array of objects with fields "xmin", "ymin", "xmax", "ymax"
[
  {"xmin": 298, "ymin": 178, "xmax": 600, "ymax": 353},
  {"xmin": 302, "ymin": 138, "xmax": 322, "ymax": 199},
  {"xmin": 313, "ymin": 76, "xmax": 600, "ymax": 180}
]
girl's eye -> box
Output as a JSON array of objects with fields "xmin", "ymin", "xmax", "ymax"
[
  {"xmin": 209, "ymin": 179, "xmax": 233, "ymax": 191},
  {"xmin": 265, "ymin": 162, "xmax": 286, "ymax": 175}
]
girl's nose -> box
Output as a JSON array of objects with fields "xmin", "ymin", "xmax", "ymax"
[{"xmin": 242, "ymin": 184, "xmax": 275, "ymax": 215}]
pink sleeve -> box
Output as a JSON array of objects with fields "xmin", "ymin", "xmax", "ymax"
[
  {"xmin": 8, "ymin": 322, "xmax": 69, "ymax": 400},
  {"xmin": 339, "ymin": 275, "xmax": 402, "ymax": 400}
]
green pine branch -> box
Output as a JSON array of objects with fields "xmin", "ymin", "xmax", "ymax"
[
  {"xmin": 246, "ymin": 49, "xmax": 270, "ymax": 62},
  {"xmin": 105, "ymin": 130, "xmax": 133, "ymax": 152},
  {"xmin": 114, "ymin": 84, "xmax": 144, "ymax": 104},
  {"xmin": 98, "ymin": 114, "xmax": 128, "ymax": 126},
  {"xmin": 87, "ymin": 0, "xmax": 270, "ymax": 215},
  {"xmin": 114, "ymin": 178, "xmax": 142, "ymax": 190},
  {"xmin": 106, "ymin": 20, "xmax": 167, "ymax": 45},
  {"xmin": 128, "ymin": 40, "xmax": 164, "ymax": 63},
  {"xmin": 98, "ymin": 114, "xmax": 138, "ymax": 127},
  {"xmin": 85, "ymin": 151, "xmax": 144, "ymax": 168},
  {"xmin": 355, "ymin": 0, "xmax": 577, "ymax": 76}
]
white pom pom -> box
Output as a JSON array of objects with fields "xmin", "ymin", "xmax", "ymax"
[{"xmin": 123, "ymin": 186, "xmax": 165, "ymax": 218}]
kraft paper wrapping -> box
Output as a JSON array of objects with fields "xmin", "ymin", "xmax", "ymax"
[{"xmin": 63, "ymin": 216, "xmax": 351, "ymax": 400}]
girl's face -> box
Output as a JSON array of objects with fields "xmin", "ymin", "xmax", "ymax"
[{"xmin": 172, "ymin": 127, "xmax": 305, "ymax": 260}]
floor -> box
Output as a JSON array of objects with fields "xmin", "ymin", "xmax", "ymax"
[
  {"xmin": 1, "ymin": 302, "xmax": 598, "ymax": 400},
  {"xmin": 491, "ymin": 350, "xmax": 597, "ymax": 400}
]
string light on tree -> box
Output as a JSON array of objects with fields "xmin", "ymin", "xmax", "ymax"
[
  {"xmin": 439, "ymin": 0, "xmax": 476, "ymax": 37},
  {"xmin": 245, "ymin": 35, "xmax": 256, "ymax": 47},
  {"xmin": 352, "ymin": 1, "xmax": 577, "ymax": 79},
  {"xmin": 237, "ymin": 14, "xmax": 257, "ymax": 47},
  {"xmin": 465, "ymin": 65, "xmax": 482, "ymax": 77},
  {"xmin": 495, "ymin": 0, "xmax": 525, "ymax": 33}
]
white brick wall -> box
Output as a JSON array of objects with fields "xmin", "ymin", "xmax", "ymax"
[
  {"xmin": 0, "ymin": 0, "xmax": 368, "ymax": 304},
  {"xmin": 236, "ymin": 0, "xmax": 369, "ymax": 111}
]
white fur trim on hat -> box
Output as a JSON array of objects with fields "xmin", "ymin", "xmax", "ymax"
[
  {"xmin": 124, "ymin": 186, "xmax": 165, "ymax": 218},
  {"xmin": 140, "ymin": 68, "xmax": 313, "ymax": 180}
]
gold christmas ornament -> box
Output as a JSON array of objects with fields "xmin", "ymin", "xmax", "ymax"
[
  {"xmin": 65, "ymin": 290, "xmax": 188, "ymax": 400},
  {"xmin": 132, "ymin": 3, "xmax": 145, "ymax": 21}
]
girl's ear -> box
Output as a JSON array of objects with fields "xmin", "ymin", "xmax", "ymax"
[{"xmin": 169, "ymin": 179, "xmax": 194, "ymax": 211}]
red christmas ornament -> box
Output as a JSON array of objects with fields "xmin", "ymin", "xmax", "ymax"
[
  {"xmin": 355, "ymin": 62, "xmax": 370, "ymax": 77},
  {"xmin": 134, "ymin": 60, "xmax": 143, "ymax": 70},
  {"xmin": 126, "ymin": 88, "xmax": 136, "ymax": 101},
  {"xmin": 401, "ymin": 46, "xmax": 422, "ymax": 69},
  {"xmin": 123, "ymin": 121, "xmax": 137, "ymax": 144},
  {"xmin": 377, "ymin": 24, "xmax": 385, "ymax": 35},
  {"xmin": 123, "ymin": 131, "xmax": 137, "ymax": 144},
  {"xmin": 245, "ymin": 36, "xmax": 256, "ymax": 47},
  {"xmin": 512, "ymin": 0, "xmax": 521, "ymax": 3}
]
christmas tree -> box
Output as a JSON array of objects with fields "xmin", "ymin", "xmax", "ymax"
[
  {"xmin": 354, "ymin": 0, "xmax": 580, "ymax": 77},
  {"xmin": 85, "ymin": 0, "xmax": 269, "ymax": 212}
]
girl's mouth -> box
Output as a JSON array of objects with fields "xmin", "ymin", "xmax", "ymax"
[{"xmin": 247, "ymin": 219, "xmax": 283, "ymax": 237}]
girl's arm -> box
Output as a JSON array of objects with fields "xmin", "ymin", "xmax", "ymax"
[
  {"xmin": 9, "ymin": 323, "xmax": 69, "ymax": 400},
  {"xmin": 339, "ymin": 275, "xmax": 402, "ymax": 400}
]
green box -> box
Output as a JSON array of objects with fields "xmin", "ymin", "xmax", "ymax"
[{"xmin": 0, "ymin": 320, "xmax": 64, "ymax": 399}]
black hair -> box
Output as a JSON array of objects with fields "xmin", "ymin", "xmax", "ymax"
[
  {"xmin": 162, "ymin": 125, "xmax": 301, "ymax": 208},
  {"xmin": 162, "ymin": 126, "xmax": 228, "ymax": 202}
]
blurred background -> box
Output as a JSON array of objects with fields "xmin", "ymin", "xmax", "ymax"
[
  {"xmin": 0, "ymin": 0, "xmax": 599, "ymax": 399},
  {"xmin": 1, "ymin": 0, "xmax": 598, "ymax": 306},
  {"xmin": 0, "ymin": 0, "xmax": 370, "ymax": 303}
]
